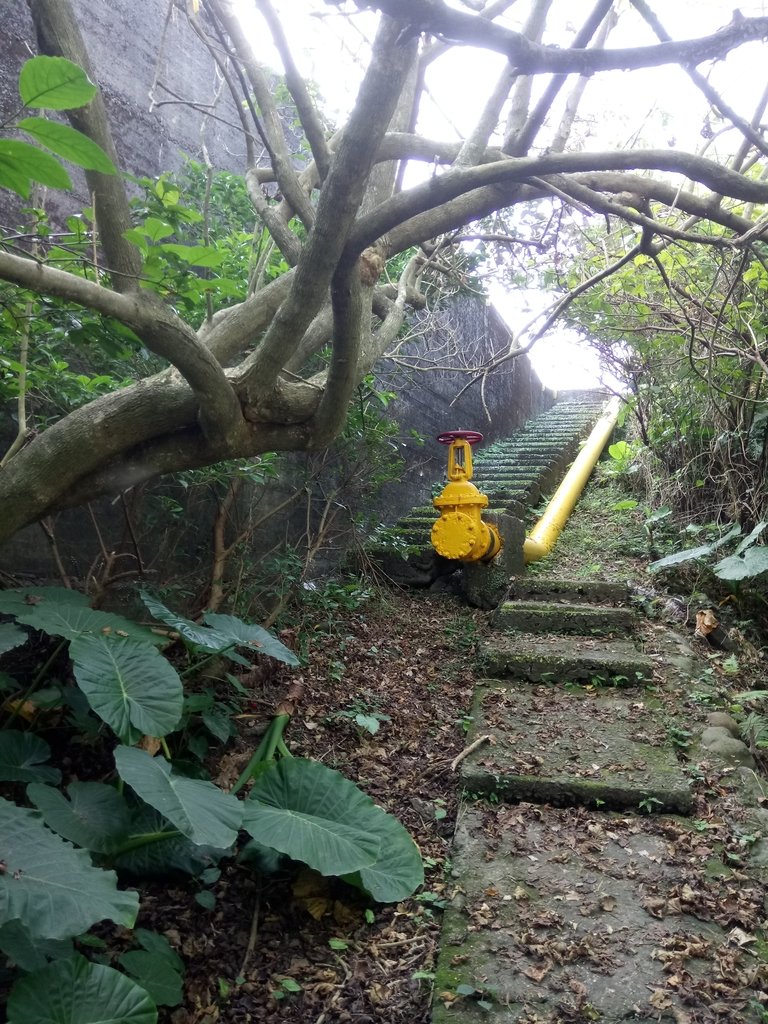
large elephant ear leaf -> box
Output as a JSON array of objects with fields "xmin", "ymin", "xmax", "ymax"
[
  {"xmin": 0, "ymin": 920, "xmax": 72, "ymax": 973},
  {"xmin": 203, "ymin": 612, "xmax": 299, "ymax": 666},
  {"xmin": 70, "ymin": 636, "xmax": 183, "ymax": 742},
  {"xmin": 114, "ymin": 746, "xmax": 241, "ymax": 848},
  {"xmin": 0, "ymin": 798, "xmax": 139, "ymax": 941},
  {"xmin": 113, "ymin": 806, "xmax": 227, "ymax": 879},
  {"xmin": 0, "ymin": 731, "xmax": 60, "ymax": 784},
  {"xmin": 242, "ymin": 758, "xmax": 381, "ymax": 878},
  {"xmin": 139, "ymin": 591, "xmax": 233, "ymax": 652},
  {"xmin": 0, "ymin": 622, "xmax": 29, "ymax": 655},
  {"xmin": 13, "ymin": 600, "xmax": 165, "ymax": 646},
  {"xmin": 7, "ymin": 954, "xmax": 157, "ymax": 1024},
  {"xmin": 0, "ymin": 586, "xmax": 89, "ymax": 617},
  {"xmin": 27, "ymin": 782, "xmax": 131, "ymax": 854},
  {"xmin": 244, "ymin": 758, "xmax": 422, "ymax": 901},
  {"xmin": 344, "ymin": 803, "xmax": 424, "ymax": 903}
]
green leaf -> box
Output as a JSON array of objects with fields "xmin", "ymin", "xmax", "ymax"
[
  {"xmin": 344, "ymin": 802, "xmax": 424, "ymax": 903},
  {"xmin": 203, "ymin": 612, "xmax": 300, "ymax": 666},
  {"xmin": 11, "ymin": 597, "xmax": 165, "ymax": 645},
  {"xmin": 0, "ymin": 139, "xmax": 71, "ymax": 197},
  {"xmin": 201, "ymin": 707, "xmax": 235, "ymax": 743},
  {"xmin": 18, "ymin": 56, "xmax": 98, "ymax": 110},
  {"xmin": 71, "ymin": 636, "xmax": 183, "ymax": 742},
  {"xmin": 140, "ymin": 592, "xmax": 234, "ymax": 652},
  {"xmin": 27, "ymin": 782, "xmax": 131, "ymax": 854},
  {"xmin": 0, "ymin": 588, "xmax": 89, "ymax": 617},
  {"xmin": 714, "ymin": 546, "xmax": 768, "ymax": 582},
  {"xmin": 141, "ymin": 218, "xmax": 175, "ymax": 243},
  {"xmin": 133, "ymin": 929, "xmax": 184, "ymax": 972},
  {"xmin": 734, "ymin": 521, "xmax": 768, "ymax": 556},
  {"xmin": 113, "ymin": 806, "xmax": 225, "ymax": 879},
  {"xmin": 161, "ymin": 243, "xmax": 225, "ymax": 267},
  {"xmin": 0, "ymin": 799, "xmax": 138, "ymax": 941},
  {"xmin": 118, "ymin": 950, "xmax": 183, "ymax": 1007},
  {"xmin": 0, "ymin": 622, "xmax": 29, "ymax": 655},
  {"xmin": 354, "ymin": 714, "xmax": 381, "ymax": 735},
  {"xmin": 243, "ymin": 759, "xmax": 382, "ymax": 878},
  {"xmin": 648, "ymin": 543, "xmax": 716, "ymax": 572},
  {"xmin": 0, "ymin": 731, "xmax": 60, "ymax": 784},
  {"xmin": 114, "ymin": 746, "xmax": 242, "ymax": 848},
  {"xmin": 17, "ymin": 118, "xmax": 115, "ymax": 173},
  {"xmin": 7, "ymin": 954, "xmax": 157, "ymax": 1024},
  {"xmin": 0, "ymin": 920, "xmax": 72, "ymax": 972}
]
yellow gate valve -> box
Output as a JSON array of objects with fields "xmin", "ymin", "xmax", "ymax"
[{"xmin": 431, "ymin": 430, "xmax": 503, "ymax": 563}]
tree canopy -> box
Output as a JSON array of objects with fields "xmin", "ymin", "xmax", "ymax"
[{"xmin": 2, "ymin": 0, "xmax": 768, "ymax": 545}]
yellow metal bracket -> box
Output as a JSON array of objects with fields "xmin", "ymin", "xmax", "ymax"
[{"xmin": 431, "ymin": 430, "xmax": 503, "ymax": 563}]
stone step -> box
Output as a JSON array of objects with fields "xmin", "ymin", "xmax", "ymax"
[
  {"xmin": 459, "ymin": 682, "xmax": 692, "ymax": 813},
  {"xmin": 494, "ymin": 599, "xmax": 636, "ymax": 635},
  {"xmin": 482, "ymin": 488, "xmax": 539, "ymax": 506},
  {"xmin": 398, "ymin": 514, "xmax": 438, "ymax": 526},
  {"xmin": 443, "ymin": 459, "xmax": 554, "ymax": 474},
  {"xmin": 390, "ymin": 528, "xmax": 432, "ymax": 546},
  {"xmin": 432, "ymin": 799, "xmax": 715, "ymax": 1023},
  {"xmin": 482, "ymin": 440, "xmax": 575, "ymax": 451},
  {"xmin": 478, "ymin": 634, "xmax": 653, "ymax": 684},
  {"xmin": 506, "ymin": 578, "xmax": 630, "ymax": 605}
]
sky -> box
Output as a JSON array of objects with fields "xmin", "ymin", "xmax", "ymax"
[{"xmin": 236, "ymin": 1, "xmax": 768, "ymax": 390}]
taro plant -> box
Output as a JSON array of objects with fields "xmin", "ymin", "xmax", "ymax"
[
  {"xmin": 0, "ymin": 586, "xmax": 423, "ymax": 1021},
  {"xmin": 649, "ymin": 520, "xmax": 768, "ymax": 586}
]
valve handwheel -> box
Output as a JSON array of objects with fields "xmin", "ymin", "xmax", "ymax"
[{"xmin": 436, "ymin": 430, "xmax": 484, "ymax": 445}]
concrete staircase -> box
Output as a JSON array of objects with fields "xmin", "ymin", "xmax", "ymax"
[
  {"xmin": 430, "ymin": 574, "xmax": 767, "ymax": 1022},
  {"xmin": 367, "ymin": 393, "xmax": 609, "ymax": 589}
]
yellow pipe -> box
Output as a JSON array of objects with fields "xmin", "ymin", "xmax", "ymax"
[{"xmin": 523, "ymin": 396, "xmax": 623, "ymax": 564}]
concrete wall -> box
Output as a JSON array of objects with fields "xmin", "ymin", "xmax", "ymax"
[
  {"xmin": 373, "ymin": 295, "xmax": 554, "ymax": 524},
  {"xmin": 1, "ymin": 0, "xmax": 250, "ymax": 224}
]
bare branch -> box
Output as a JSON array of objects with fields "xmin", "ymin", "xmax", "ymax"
[
  {"xmin": 334, "ymin": 1, "xmax": 768, "ymax": 75},
  {"xmin": 255, "ymin": 0, "xmax": 331, "ymax": 180},
  {"xmin": 0, "ymin": 251, "xmax": 242, "ymax": 439}
]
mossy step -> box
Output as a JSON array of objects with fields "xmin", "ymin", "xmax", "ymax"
[
  {"xmin": 474, "ymin": 472, "xmax": 541, "ymax": 483},
  {"xmin": 459, "ymin": 683, "xmax": 692, "ymax": 813},
  {"xmin": 507, "ymin": 578, "xmax": 630, "ymax": 605},
  {"xmin": 482, "ymin": 444, "xmax": 575, "ymax": 455},
  {"xmin": 479, "ymin": 458, "xmax": 569, "ymax": 468},
  {"xmin": 390, "ymin": 528, "xmax": 433, "ymax": 546},
  {"xmin": 474, "ymin": 466, "xmax": 554, "ymax": 478},
  {"xmin": 494, "ymin": 600, "xmax": 636, "ymax": 635},
  {"xmin": 478, "ymin": 634, "xmax": 653, "ymax": 683},
  {"xmin": 397, "ymin": 517, "xmax": 438, "ymax": 531},
  {"xmin": 478, "ymin": 487, "xmax": 536, "ymax": 501}
]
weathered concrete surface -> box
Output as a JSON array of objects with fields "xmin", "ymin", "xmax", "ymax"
[
  {"xmin": 504, "ymin": 579, "xmax": 630, "ymax": 605},
  {"xmin": 493, "ymin": 600, "xmax": 635, "ymax": 635},
  {"xmin": 432, "ymin": 804, "xmax": 762, "ymax": 1023},
  {"xmin": 478, "ymin": 634, "xmax": 654, "ymax": 683},
  {"xmin": 460, "ymin": 683, "xmax": 692, "ymax": 813}
]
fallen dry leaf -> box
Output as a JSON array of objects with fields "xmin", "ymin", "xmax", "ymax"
[{"xmin": 695, "ymin": 608, "xmax": 718, "ymax": 638}]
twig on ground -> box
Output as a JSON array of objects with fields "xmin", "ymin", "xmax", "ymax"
[{"xmin": 451, "ymin": 733, "xmax": 495, "ymax": 770}]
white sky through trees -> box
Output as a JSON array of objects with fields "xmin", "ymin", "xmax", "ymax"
[{"xmin": 234, "ymin": 1, "xmax": 768, "ymax": 389}]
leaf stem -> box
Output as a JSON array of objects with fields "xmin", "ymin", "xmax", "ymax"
[{"xmin": 230, "ymin": 714, "xmax": 290, "ymax": 795}]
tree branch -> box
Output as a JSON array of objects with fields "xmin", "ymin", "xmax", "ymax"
[
  {"xmin": 335, "ymin": 1, "xmax": 768, "ymax": 75},
  {"xmin": 27, "ymin": 0, "xmax": 143, "ymax": 291},
  {"xmin": 0, "ymin": 251, "xmax": 243, "ymax": 440}
]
